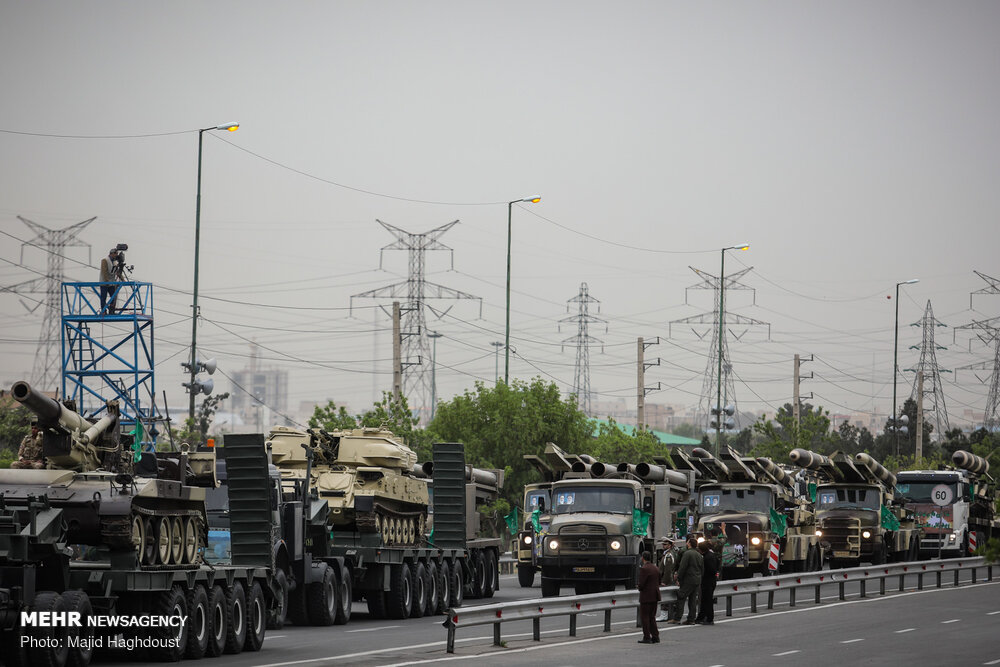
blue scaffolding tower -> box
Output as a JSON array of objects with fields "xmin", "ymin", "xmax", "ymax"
[{"xmin": 61, "ymin": 281, "xmax": 160, "ymax": 447}]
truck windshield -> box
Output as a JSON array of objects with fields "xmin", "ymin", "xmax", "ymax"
[
  {"xmin": 526, "ymin": 490, "xmax": 550, "ymax": 511},
  {"xmin": 896, "ymin": 481, "xmax": 959, "ymax": 505},
  {"xmin": 816, "ymin": 486, "xmax": 879, "ymax": 511},
  {"xmin": 551, "ymin": 487, "xmax": 634, "ymax": 514},
  {"xmin": 699, "ymin": 487, "xmax": 773, "ymax": 514}
]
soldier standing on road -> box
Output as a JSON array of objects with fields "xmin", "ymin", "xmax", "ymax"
[
  {"xmin": 11, "ymin": 422, "xmax": 44, "ymax": 469},
  {"xmin": 669, "ymin": 536, "xmax": 704, "ymax": 625},
  {"xmin": 696, "ymin": 539, "xmax": 720, "ymax": 625},
  {"xmin": 636, "ymin": 551, "xmax": 661, "ymax": 644},
  {"xmin": 656, "ymin": 537, "xmax": 678, "ymax": 622}
]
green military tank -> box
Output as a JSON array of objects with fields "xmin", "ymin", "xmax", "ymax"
[
  {"xmin": 268, "ymin": 425, "xmax": 429, "ymax": 546},
  {"xmin": 1, "ymin": 380, "xmax": 213, "ymax": 567}
]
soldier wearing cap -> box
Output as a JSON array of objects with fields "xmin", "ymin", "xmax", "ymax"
[
  {"xmin": 12, "ymin": 421, "xmax": 44, "ymax": 469},
  {"xmin": 656, "ymin": 536, "xmax": 679, "ymax": 622}
]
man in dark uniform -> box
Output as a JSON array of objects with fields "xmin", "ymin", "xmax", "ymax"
[
  {"xmin": 656, "ymin": 537, "xmax": 679, "ymax": 622},
  {"xmin": 670, "ymin": 536, "xmax": 704, "ymax": 624},
  {"xmin": 636, "ymin": 551, "xmax": 661, "ymax": 644},
  {"xmin": 696, "ymin": 539, "xmax": 720, "ymax": 624}
]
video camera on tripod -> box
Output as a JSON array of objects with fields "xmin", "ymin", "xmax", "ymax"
[{"xmin": 111, "ymin": 243, "xmax": 134, "ymax": 281}]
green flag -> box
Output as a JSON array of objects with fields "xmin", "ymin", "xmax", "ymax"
[
  {"xmin": 769, "ymin": 507, "xmax": 787, "ymax": 538},
  {"xmin": 531, "ymin": 509, "xmax": 542, "ymax": 533},
  {"xmin": 880, "ymin": 505, "xmax": 901, "ymax": 531},
  {"xmin": 632, "ymin": 507, "xmax": 651, "ymax": 536},
  {"xmin": 128, "ymin": 422, "xmax": 144, "ymax": 463},
  {"xmin": 503, "ymin": 507, "xmax": 521, "ymax": 536},
  {"xmin": 807, "ymin": 482, "xmax": 817, "ymax": 503},
  {"xmin": 675, "ymin": 508, "xmax": 688, "ymax": 538}
]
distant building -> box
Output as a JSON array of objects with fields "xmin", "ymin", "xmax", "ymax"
[{"xmin": 227, "ymin": 345, "xmax": 288, "ymax": 432}]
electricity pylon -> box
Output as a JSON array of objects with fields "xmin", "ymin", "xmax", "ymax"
[
  {"xmin": 905, "ymin": 300, "xmax": 951, "ymax": 439},
  {"xmin": 558, "ymin": 282, "xmax": 606, "ymax": 415}
]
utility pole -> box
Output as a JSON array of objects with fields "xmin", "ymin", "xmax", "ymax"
[
  {"xmin": 915, "ymin": 370, "xmax": 924, "ymax": 460},
  {"xmin": 793, "ymin": 354, "xmax": 813, "ymax": 429},
  {"xmin": 491, "ymin": 341, "xmax": 504, "ymax": 382},
  {"xmin": 392, "ymin": 301, "xmax": 402, "ymax": 404},
  {"xmin": 638, "ymin": 338, "xmax": 645, "ymax": 430}
]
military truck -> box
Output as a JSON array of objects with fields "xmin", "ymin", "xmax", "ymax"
[
  {"xmin": 668, "ymin": 446, "xmax": 821, "ymax": 576},
  {"xmin": 897, "ymin": 449, "xmax": 998, "ymax": 558},
  {"xmin": 0, "ymin": 382, "xmax": 277, "ymax": 666},
  {"xmin": 535, "ymin": 458, "xmax": 688, "ymax": 597},
  {"xmin": 267, "ymin": 428, "xmax": 496, "ymax": 623},
  {"xmin": 789, "ymin": 449, "xmax": 921, "ymax": 566}
]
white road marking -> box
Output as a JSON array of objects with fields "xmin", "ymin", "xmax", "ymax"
[
  {"xmin": 942, "ymin": 619, "xmax": 960, "ymax": 624},
  {"xmin": 773, "ymin": 650, "xmax": 800, "ymax": 656},
  {"xmin": 347, "ymin": 625, "xmax": 401, "ymax": 633},
  {"xmin": 983, "ymin": 660, "xmax": 1000, "ymax": 666},
  {"xmin": 988, "ymin": 611, "xmax": 1000, "ymax": 616},
  {"xmin": 266, "ymin": 635, "xmax": 287, "ymax": 639},
  {"xmin": 841, "ymin": 638, "xmax": 864, "ymax": 644},
  {"xmin": 894, "ymin": 628, "xmax": 915, "ymax": 634}
]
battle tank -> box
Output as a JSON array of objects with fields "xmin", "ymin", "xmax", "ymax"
[
  {"xmin": 267, "ymin": 425, "xmax": 429, "ymax": 547},
  {"xmin": 1, "ymin": 380, "xmax": 213, "ymax": 567}
]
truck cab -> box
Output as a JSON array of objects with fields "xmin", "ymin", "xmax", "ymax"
[
  {"xmin": 896, "ymin": 470, "xmax": 973, "ymax": 557},
  {"xmin": 696, "ymin": 482, "xmax": 777, "ymax": 575},
  {"xmin": 814, "ymin": 483, "xmax": 889, "ymax": 565},
  {"xmin": 514, "ymin": 483, "xmax": 551, "ymax": 587}
]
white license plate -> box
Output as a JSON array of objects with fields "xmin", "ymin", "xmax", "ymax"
[{"xmin": 572, "ymin": 566, "xmax": 596, "ymax": 573}]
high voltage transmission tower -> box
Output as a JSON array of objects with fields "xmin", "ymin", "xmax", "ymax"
[
  {"xmin": 905, "ymin": 300, "xmax": 951, "ymax": 439},
  {"xmin": 954, "ymin": 271, "xmax": 1000, "ymax": 430},
  {"xmin": 351, "ymin": 220, "xmax": 480, "ymax": 421},
  {"xmin": 558, "ymin": 282, "xmax": 605, "ymax": 415},
  {"xmin": 669, "ymin": 266, "xmax": 770, "ymax": 434},
  {"xmin": 1, "ymin": 216, "xmax": 95, "ymax": 390}
]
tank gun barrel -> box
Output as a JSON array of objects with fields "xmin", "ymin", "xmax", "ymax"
[
  {"xmin": 11, "ymin": 380, "xmax": 91, "ymax": 433},
  {"xmin": 953, "ymin": 450, "xmax": 990, "ymax": 476},
  {"xmin": 755, "ymin": 458, "xmax": 794, "ymax": 488},
  {"xmin": 854, "ymin": 452, "xmax": 896, "ymax": 488}
]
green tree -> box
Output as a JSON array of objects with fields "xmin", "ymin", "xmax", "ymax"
[
  {"xmin": 309, "ymin": 400, "xmax": 359, "ymax": 431},
  {"xmin": 750, "ymin": 402, "xmax": 837, "ymax": 463},
  {"xmin": 427, "ymin": 378, "xmax": 591, "ymax": 507},
  {"xmin": 0, "ymin": 402, "xmax": 31, "ymax": 454},
  {"xmin": 589, "ymin": 418, "xmax": 663, "ymax": 463},
  {"xmin": 309, "ymin": 392, "xmax": 432, "ymax": 460},
  {"xmin": 171, "ymin": 393, "xmax": 231, "ymax": 448}
]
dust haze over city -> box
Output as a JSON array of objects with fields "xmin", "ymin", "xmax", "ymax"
[{"xmin": 1, "ymin": 2, "xmax": 997, "ymax": 439}]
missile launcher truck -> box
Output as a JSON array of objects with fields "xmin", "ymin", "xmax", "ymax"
[
  {"xmin": 0, "ymin": 382, "xmax": 277, "ymax": 665},
  {"xmin": 267, "ymin": 427, "xmax": 499, "ymax": 624},
  {"xmin": 789, "ymin": 449, "xmax": 921, "ymax": 566},
  {"xmin": 669, "ymin": 446, "xmax": 821, "ymax": 577},
  {"xmin": 533, "ymin": 451, "xmax": 690, "ymax": 597},
  {"xmin": 896, "ymin": 449, "xmax": 998, "ymax": 558}
]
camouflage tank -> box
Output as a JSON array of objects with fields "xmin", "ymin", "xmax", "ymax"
[
  {"xmin": 0, "ymin": 380, "xmax": 213, "ymax": 567},
  {"xmin": 268, "ymin": 425, "xmax": 429, "ymax": 547}
]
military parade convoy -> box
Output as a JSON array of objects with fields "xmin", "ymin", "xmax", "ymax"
[{"xmin": 1, "ymin": 378, "xmax": 997, "ymax": 665}]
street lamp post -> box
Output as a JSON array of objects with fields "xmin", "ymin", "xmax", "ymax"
[
  {"xmin": 892, "ymin": 278, "xmax": 919, "ymax": 457},
  {"xmin": 188, "ymin": 122, "xmax": 238, "ymax": 425},
  {"xmin": 504, "ymin": 196, "xmax": 540, "ymax": 385},
  {"xmin": 715, "ymin": 243, "xmax": 750, "ymax": 455}
]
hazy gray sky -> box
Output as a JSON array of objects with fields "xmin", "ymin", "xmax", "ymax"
[{"xmin": 1, "ymin": 2, "xmax": 997, "ymax": 430}]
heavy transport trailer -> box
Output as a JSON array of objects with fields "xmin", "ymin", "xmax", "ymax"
[{"xmin": 0, "ymin": 434, "xmax": 279, "ymax": 666}]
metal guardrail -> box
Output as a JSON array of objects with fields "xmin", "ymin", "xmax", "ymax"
[{"xmin": 443, "ymin": 557, "xmax": 992, "ymax": 653}]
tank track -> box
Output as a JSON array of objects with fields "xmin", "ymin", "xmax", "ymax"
[
  {"xmin": 358, "ymin": 502, "xmax": 428, "ymax": 547},
  {"xmin": 100, "ymin": 507, "xmax": 206, "ymax": 569}
]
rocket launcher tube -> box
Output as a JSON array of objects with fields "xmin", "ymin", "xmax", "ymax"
[
  {"xmin": 634, "ymin": 462, "xmax": 689, "ymax": 486},
  {"xmin": 755, "ymin": 458, "xmax": 794, "ymax": 488},
  {"xmin": 854, "ymin": 452, "xmax": 897, "ymax": 488},
  {"xmin": 953, "ymin": 450, "xmax": 990, "ymax": 476},
  {"xmin": 789, "ymin": 448, "xmax": 842, "ymax": 480},
  {"xmin": 11, "ymin": 380, "xmax": 92, "ymax": 433},
  {"xmin": 419, "ymin": 461, "xmax": 499, "ymax": 486},
  {"xmin": 570, "ymin": 460, "xmax": 592, "ymax": 474},
  {"xmin": 689, "ymin": 447, "xmax": 731, "ymax": 481},
  {"xmin": 589, "ymin": 461, "xmax": 618, "ymax": 478}
]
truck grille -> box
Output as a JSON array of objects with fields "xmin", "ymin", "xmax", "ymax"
[{"xmin": 822, "ymin": 516, "xmax": 861, "ymax": 554}]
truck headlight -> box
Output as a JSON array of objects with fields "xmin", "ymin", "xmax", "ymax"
[
  {"xmin": 610, "ymin": 539, "xmax": 622, "ymax": 551},
  {"xmin": 548, "ymin": 538, "xmax": 559, "ymax": 551},
  {"xmin": 750, "ymin": 536, "xmax": 762, "ymax": 546},
  {"xmin": 523, "ymin": 535, "xmax": 532, "ymax": 545},
  {"xmin": 815, "ymin": 530, "xmax": 822, "ymax": 537},
  {"xmin": 862, "ymin": 530, "xmax": 872, "ymax": 539},
  {"xmin": 948, "ymin": 532, "xmax": 958, "ymax": 543}
]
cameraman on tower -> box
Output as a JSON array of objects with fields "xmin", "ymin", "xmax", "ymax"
[{"xmin": 99, "ymin": 246, "xmax": 122, "ymax": 314}]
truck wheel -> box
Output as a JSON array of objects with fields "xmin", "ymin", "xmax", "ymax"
[
  {"xmin": 244, "ymin": 581, "xmax": 267, "ymax": 652},
  {"xmin": 425, "ymin": 561, "xmax": 439, "ymax": 616},
  {"xmin": 268, "ymin": 569, "xmax": 289, "ymax": 629},
  {"xmin": 541, "ymin": 578, "xmax": 559, "ymax": 598},
  {"xmin": 517, "ymin": 564, "xmax": 535, "ymax": 588},
  {"xmin": 334, "ymin": 564, "xmax": 353, "ymax": 625},
  {"xmin": 411, "ymin": 562, "xmax": 427, "ymax": 618},
  {"xmin": 436, "ymin": 560, "xmax": 451, "ymax": 614},
  {"xmin": 148, "ymin": 586, "xmax": 188, "ymax": 662},
  {"xmin": 483, "ymin": 551, "xmax": 497, "ymax": 598},
  {"xmin": 27, "ymin": 592, "xmax": 68, "ymax": 667},
  {"xmin": 470, "ymin": 551, "xmax": 486, "ymax": 598},
  {"xmin": 223, "ymin": 581, "xmax": 247, "ymax": 655},
  {"xmin": 62, "ymin": 591, "xmax": 94, "ymax": 667},
  {"xmin": 366, "ymin": 590, "xmax": 388, "ymax": 619},
  {"xmin": 205, "ymin": 584, "xmax": 228, "ymax": 658},
  {"xmin": 307, "ymin": 566, "xmax": 337, "ymax": 626},
  {"xmin": 185, "ymin": 584, "xmax": 210, "ymax": 659},
  {"xmin": 386, "ymin": 562, "xmax": 413, "ymax": 619},
  {"xmin": 449, "ymin": 560, "xmax": 464, "ymax": 608}
]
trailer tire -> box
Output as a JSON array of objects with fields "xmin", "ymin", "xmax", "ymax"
[
  {"xmin": 182, "ymin": 584, "xmax": 209, "ymax": 659},
  {"xmin": 149, "ymin": 586, "xmax": 188, "ymax": 662},
  {"xmin": 62, "ymin": 591, "xmax": 94, "ymax": 667},
  {"xmin": 386, "ymin": 562, "xmax": 413, "ymax": 619},
  {"xmin": 307, "ymin": 566, "xmax": 337, "ymax": 626},
  {"xmin": 449, "ymin": 560, "xmax": 463, "ymax": 608},
  {"xmin": 268, "ymin": 569, "xmax": 289, "ymax": 629},
  {"xmin": 470, "ymin": 550, "xmax": 485, "ymax": 598},
  {"xmin": 25, "ymin": 592, "xmax": 68, "ymax": 667},
  {"xmin": 334, "ymin": 564, "xmax": 352, "ymax": 625},
  {"xmin": 223, "ymin": 581, "xmax": 247, "ymax": 655},
  {"xmin": 205, "ymin": 584, "xmax": 227, "ymax": 658},
  {"xmin": 436, "ymin": 560, "xmax": 450, "ymax": 614},
  {"xmin": 517, "ymin": 564, "xmax": 535, "ymax": 588},
  {"xmin": 483, "ymin": 551, "xmax": 497, "ymax": 598},
  {"xmin": 425, "ymin": 561, "xmax": 439, "ymax": 616},
  {"xmin": 411, "ymin": 561, "xmax": 427, "ymax": 618},
  {"xmin": 244, "ymin": 581, "xmax": 267, "ymax": 652}
]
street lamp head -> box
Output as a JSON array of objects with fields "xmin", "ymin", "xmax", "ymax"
[
  {"xmin": 216, "ymin": 123, "xmax": 239, "ymax": 132},
  {"xmin": 511, "ymin": 196, "xmax": 541, "ymax": 205},
  {"xmin": 903, "ymin": 278, "xmax": 919, "ymax": 285}
]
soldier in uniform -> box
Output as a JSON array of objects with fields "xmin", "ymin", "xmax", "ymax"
[
  {"xmin": 669, "ymin": 536, "xmax": 704, "ymax": 625},
  {"xmin": 656, "ymin": 537, "xmax": 679, "ymax": 622},
  {"xmin": 12, "ymin": 422, "xmax": 44, "ymax": 469}
]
